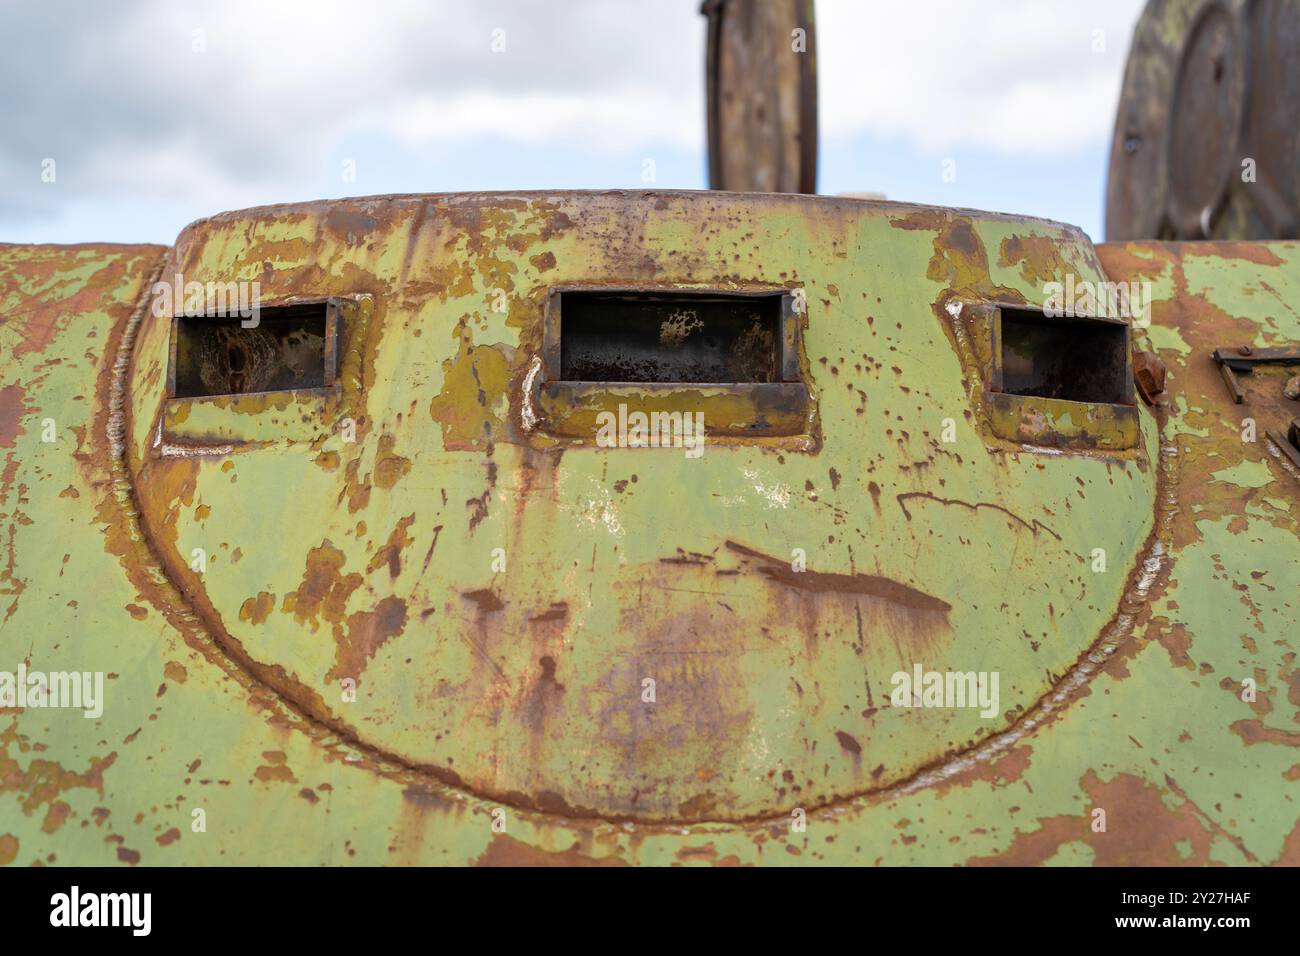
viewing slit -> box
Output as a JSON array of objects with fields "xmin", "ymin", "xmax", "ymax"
[
  {"xmin": 556, "ymin": 290, "xmax": 788, "ymax": 383},
  {"xmin": 998, "ymin": 307, "xmax": 1131, "ymax": 405},
  {"xmin": 171, "ymin": 303, "xmax": 334, "ymax": 398}
]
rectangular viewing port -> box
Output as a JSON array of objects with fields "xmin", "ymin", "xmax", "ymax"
[
  {"xmin": 553, "ymin": 289, "xmax": 794, "ymax": 384},
  {"xmin": 997, "ymin": 307, "xmax": 1131, "ymax": 405},
  {"xmin": 535, "ymin": 287, "xmax": 811, "ymax": 442},
  {"xmin": 170, "ymin": 302, "xmax": 337, "ymax": 399}
]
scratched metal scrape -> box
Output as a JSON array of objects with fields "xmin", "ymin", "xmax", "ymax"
[{"xmin": 0, "ymin": 195, "xmax": 1295, "ymax": 866}]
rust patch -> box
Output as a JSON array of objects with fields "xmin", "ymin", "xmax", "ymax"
[
  {"xmin": 835, "ymin": 731, "xmax": 862, "ymax": 755},
  {"xmin": 998, "ymin": 233, "xmax": 1076, "ymax": 287},
  {"xmin": 239, "ymin": 591, "xmax": 275, "ymax": 625},
  {"xmin": 131, "ymin": 456, "xmax": 199, "ymax": 557},
  {"xmin": 163, "ymin": 661, "xmax": 188, "ymax": 683},
  {"xmin": 1274, "ymin": 821, "xmax": 1300, "ymax": 865},
  {"xmin": 0, "ymin": 834, "xmax": 16, "ymax": 865},
  {"xmin": 428, "ymin": 339, "xmax": 510, "ymax": 450},
  {"xmin": 1231, "ymin": 719, "xmax": 1300, "ymax": 747},
  {"xmin": 4, "ymin": 249, "xmax": 149, "ymax": 361},
  {"xmin": 677, "ymin": 792, "xmax": 719, "ymax": 819},
  {"xmin": 0, "ymin": 721, "xmax": 117, "ymax": 824},
  {"xmin": 281, "ymin": 542, "xmax": 362, "ymax": 630},
  {"xmin": 372, "ymin": 434, "xmax": 411, "ymax": 490},
  {"xmin": 463, "ymin": 589, "xmax": 505, "ymax": 613},
  {"xmin": 322, "ymin": 207, "xmax": 378, "ymax": 244},
  {"xmin": 967, "ymin": 771, "xmax": 1218, "ymax": 866},
  {"xmin": 1095, "ymin": 241, "xmax": 1177, "ymax": 282},
  {"xmin": 366, "ymin": 514, "xmax": 416, "ymax": 578},
  {"xmin": 254, "ymin": 751, "xmax": 297, "ymax": 784},
  {"xmin": 0, "ymin": 385, "xmax": 31, "ymax": 448},
  {"xmin": 530, "ymin": 602, "xmax": 568, "ymax": 623},
  {"xmin": 890, "ymin": 210, "xmax": 1024, "ymax": 305},
  {"xmin": 1184, "ymin": 242, "xmax": 1286, "ymax": 267},
  {"xmin": 1154, "ymin": 621, "xmax": 1193, "ymax": 669},
  {"xmin": 340, "ymin": 458, "xmax": 372, "ymax": 514},
  {"xmin": 41, "ymin": 800, "xmax": 71, "ymax": 833},
  {"xmin": 475, "ymin": 834, "xmax": 626, "ymax": 867},
  {"xmin": 327, "ymin": 596, "xmax": 408, "ymax": 685}
]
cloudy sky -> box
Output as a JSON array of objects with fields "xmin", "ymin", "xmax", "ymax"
[{"xmin": 1, "ymin": 0, "xmax": 1145, "ymax": 245}]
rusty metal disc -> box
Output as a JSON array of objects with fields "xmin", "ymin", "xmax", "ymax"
[
  {"xmin": 1106, "ymin": 0, "xmax": 1300, "ymax": 240},
  {"xmin": 703, "ymin": 0, "xmax": 818, "ymax": 193}
]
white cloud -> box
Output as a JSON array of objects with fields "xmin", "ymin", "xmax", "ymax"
[
  {"xmin": 382, "ymin": 90, "xmax": 702, "ymax": 152},
  {"xmin": 817, "ymin": 0, "xmax": 1145, "ymax": 155},
  {"xmin": 1, "ymin": 0, "xmax": 1146, "ymax": 232},
  {"xmin": 1, "ymin": 0, "xmax": 704, "ymax": 218}
]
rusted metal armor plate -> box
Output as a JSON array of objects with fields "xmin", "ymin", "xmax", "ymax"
[{"xmin": 0, "ymin": 194, "xmax": 1297, "ymax": 865}]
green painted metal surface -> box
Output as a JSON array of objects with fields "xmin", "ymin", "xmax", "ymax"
[{"xmin": 0, "ymin": 193, "xmax": 1296, "ymax": 865}]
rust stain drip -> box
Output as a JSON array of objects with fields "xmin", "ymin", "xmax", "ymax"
[
  {"xmin": 896, "ymin": 491, "xmax": 1062, "ymax": 541},
  {"xmin": 724, "ymin": 540, "xmax": 951, "ymax": 613}
]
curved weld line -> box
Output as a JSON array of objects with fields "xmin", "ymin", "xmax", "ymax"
[
  {"xmin": 791, "ymin": 435, "xmax": 1179, "ymax": 818},
  {"xmin": 104, "ymin": 261, "xmax": 483, "ymax": 807}
]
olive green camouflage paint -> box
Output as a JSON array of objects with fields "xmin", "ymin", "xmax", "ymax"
[{"xmin": 0, "ymin": 192, "xmax": 1296, "ymax": 865}]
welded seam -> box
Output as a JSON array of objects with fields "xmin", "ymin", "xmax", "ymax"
[
  {"xmin": 794, "ymin": 426, "xmax": 1179, "ymax": 818},
  {"xmin": 102, "ymin": 256, "xmax": 478, "ymax": 801}
]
